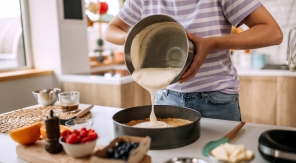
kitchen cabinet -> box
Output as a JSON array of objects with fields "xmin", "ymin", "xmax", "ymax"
[
  {"xmin": 276, "ymin": 77, "xmax": 296, "ymax": 127},
  {"xmin": 62, "ymin": 81, "xmax": 151, "ymax": 108},
  {"xmin": 61, "ymin": 71, "xmax": 296, "ymax": 127},
  {"xmin": 239, "ymin": 76, "xmax": 277, "ymax": 125},
  {"xmin": 239, "ymin": 76, "xmax": 296, "ymax": 127}
]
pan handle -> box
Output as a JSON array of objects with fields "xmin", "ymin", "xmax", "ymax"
[{"xmin": 224, "ymin": 122, "xmax": 246, "ymax": 141}]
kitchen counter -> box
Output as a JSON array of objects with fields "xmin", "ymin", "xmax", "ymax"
[
  {"xmin": 61, "ymin": 64, "xmax": 134, "ymax": 85},
  {"xmin": 1, "ymin": 104, "xmax": 296, "ymax": 163},
  {"xmin": 236, "ymin": 66, "xmax": 296, "ymax": 77},
  {"xmin": 60, "ymin": 64, "xmax": 296, "ymax": 86}
]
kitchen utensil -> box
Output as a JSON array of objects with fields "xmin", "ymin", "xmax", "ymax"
[
  {"xmin": 124, "ymin": 14, "xmax": 195, "ymax": 84},
  {"xmin": 112, "ymin": 105, "xmax": 201, "ymax": 150},
  {"xmin": 32, "ymin": 88, "xmax": 61, "ymax": 106},
  {"xmin": 258, "ymin": 129, "xmax": 296, "ymax": 163},
  {"xmin": 65, "ymin": 118, "xmax": 93, "ymax": 130},
  {"xmin": 202, "ymin": 121, "xmax": 246, "ymax": 157},
  {"xmin": 58, "ymin": 91, "xmax": 80, "ymax": 112},
  {"xmin": 164, "ymin": 157, "xmax": 208, "ymax": 163},
  {"xmin": 287, "ymin": 27, "xmax": 296, "ymax": 71},
  {"xmin": 59, "ymin": 105, "xmax": 94, "ymax": 125}
]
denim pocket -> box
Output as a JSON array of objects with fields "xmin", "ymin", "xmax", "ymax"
[
  {"xmin": 207, "ymin": 91, "xmax": 238, "ymax": 105},
  {"xmin": 155, "ymin": 90, "xmax": 164, "ymax": 100}
]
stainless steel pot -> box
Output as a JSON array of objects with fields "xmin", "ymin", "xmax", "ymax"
[
  {"xmin": 112, "ymin": 105, "xmax": 201, "ymax": 150},
  {"xmin": 258, "ymin": 129, "xmax": 296, "ymax": 163},
  {"xmin": 124, "ymin": 14, "xmax": 195, "ymax": 84},
  {"xmin": 32, "ymin": 88, "xmax": 61, "ymax": 106}
]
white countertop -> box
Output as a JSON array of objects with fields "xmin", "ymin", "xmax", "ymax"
[{"xmin": 1, "ymin": 104, "xmax": 296, "ymax": 163}]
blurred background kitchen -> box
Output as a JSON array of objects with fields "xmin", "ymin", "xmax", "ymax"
[{"xmin": 0, "ymin": 0, "xmax": 295, "ymax": 128}]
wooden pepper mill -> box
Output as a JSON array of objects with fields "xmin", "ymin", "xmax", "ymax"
[{"xmin": 44, "ymin": 109, "xmax": 63, "ymax": 153}]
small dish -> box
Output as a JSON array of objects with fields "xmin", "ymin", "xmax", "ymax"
[
  {"xmin": 32, "ymin": 88, "xmax": 61, "ymax": 106},
  {"xmin": 65, "ymin": 118, "xmax": 93, "ymax": 130},
  {"xmin": 164, "ymin": 157, "xmax": 208, "ymax": 163},
  {"xmin": 59, "ymin": 137, "xmax": 97, "ymax": 158},
  {"xmin": 208, "ymin": 152, "xmax": 254, "ymax": 163}
]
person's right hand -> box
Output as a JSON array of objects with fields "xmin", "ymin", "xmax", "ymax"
[{"xmin": 179, "ymin": 33, "xmax": 215, "ymax": 83}]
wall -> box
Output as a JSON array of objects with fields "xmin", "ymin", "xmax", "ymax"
[
  {"xmin": 0, "ymin": 0, "xmax": 91, "ymax": 113},
  {"xmin": 28, "ymin": 0, "xmax": 90, "ymax": 76},
  {"xmin": 251, "ymin": 0, "xmax": 296, "ymax": 64},
  {"xmin": 0, "ymin": 75, "xmax": 59, "ymax": 114}
]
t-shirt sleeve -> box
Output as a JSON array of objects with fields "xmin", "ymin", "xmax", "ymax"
[
  {"xmin": 220, "ymin": 0, "xmax": 262, "ymax": 27},
  {"xmin": 117, "ymin": 0, "xmax": 143, "ymax": 26}
]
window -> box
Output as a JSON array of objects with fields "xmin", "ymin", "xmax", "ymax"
[{"xmin": 0, "ymin": 0, "xmax": 31, "ymax": 71}]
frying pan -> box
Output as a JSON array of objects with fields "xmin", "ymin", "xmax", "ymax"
[
  {"xmin": 258, "ymin": 129, "xmax": 296, "ymax": 163},
  {"xmin": 112, "ymin": 105, "xmax": 201, "ymax": 150}
]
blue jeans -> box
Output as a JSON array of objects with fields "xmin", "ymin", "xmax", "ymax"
[{"xmin": 154, "ymin": 89, "xmax": 241, "ymax": 121}]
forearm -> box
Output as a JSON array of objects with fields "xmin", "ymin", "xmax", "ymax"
[
  {"xmin": 103, "ymin": 25, "xmax": 127, "ymax": 45},
  {"xmin": 209, "ymin": 5, "xmax": 283, "ymax": 51},
  {"xmin": 103, "ymin": 15, "xmax": 131, "ymax": 45},
  {"xmin": 210, "ymin": 23, "xmax": 283, "ymax": 50}
]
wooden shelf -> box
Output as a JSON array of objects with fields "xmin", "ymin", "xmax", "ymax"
[
  {"xmin": 0, "ymin": 69, "xmax": 53, "ymax": 82},
  {"xmin": 90, "ymin": 60, "xmax": 125, "ymax": 68},
  {"xmin": 90, "ymin": 56, "xmax": 125, "ymax": 68}
]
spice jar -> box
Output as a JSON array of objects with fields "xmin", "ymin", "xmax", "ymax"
[{"xmin": 44, "ymin": 109, "xmax": 63, "ymax": 153}]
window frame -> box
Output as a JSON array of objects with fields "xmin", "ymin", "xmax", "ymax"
[{"xmin": 0, "ymin": 0, "xmax": 33, "ymax": 73}]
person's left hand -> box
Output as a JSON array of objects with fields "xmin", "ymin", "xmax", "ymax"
[{"xmin": 179, "ymin": 33, "xmax": 215, "ymax": 83}]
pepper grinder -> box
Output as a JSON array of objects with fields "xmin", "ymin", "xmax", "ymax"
[{"xmin": 44, "ymin": 109, "xmax": 63, "ymax": 153}]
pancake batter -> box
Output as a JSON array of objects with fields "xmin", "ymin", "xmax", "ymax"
[{"xmin": 132, "ymin": 67, "xmax": 181, "ymax": 128}]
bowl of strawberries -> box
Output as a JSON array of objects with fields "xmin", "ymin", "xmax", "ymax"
[{"xmin": 59, "ymin": 127, "xmax": 98, "ymax": 158}]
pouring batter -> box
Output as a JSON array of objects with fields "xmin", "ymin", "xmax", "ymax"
[
  {"xmin": 132, "ymin": 68, "xmax": 181, "ymax": 128},
  {"xmin": 104, "ymin": 0, "xmax": 283, "ymax": 122}
]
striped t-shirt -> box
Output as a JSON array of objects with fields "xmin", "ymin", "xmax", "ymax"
[{"xmin": 118, "ymin": 0, "xmax": 262, "ymax": 94}]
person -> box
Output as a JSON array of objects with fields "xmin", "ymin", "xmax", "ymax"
[{"xmin": 103, "ymin": 0, "xmax": 283, "ymax": 121}]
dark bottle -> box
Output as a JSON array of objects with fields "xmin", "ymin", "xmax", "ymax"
[{"xmin": 44, "ymin": 109, "xmax": 63, "ymax": 154}]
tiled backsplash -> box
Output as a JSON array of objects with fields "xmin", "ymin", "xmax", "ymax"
[{"xmin": 249, "ymin": 0, "xmax": 296, "ymax": 65}]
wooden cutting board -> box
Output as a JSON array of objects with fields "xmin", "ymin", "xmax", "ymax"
[{"xmin": 16, "ymin": 140, "xmax": 151, "ymax": 163}]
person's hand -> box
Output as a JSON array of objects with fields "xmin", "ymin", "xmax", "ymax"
[{"xmin": 180, "ymin": 33, "xmax": 215, "ymax": 83}]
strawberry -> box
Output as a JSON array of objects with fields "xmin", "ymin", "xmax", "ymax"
[
  {"xmin": 66, "ymin": 133, "xmax": 79, "ymax": 144},
  {"xmin": 81, "ymin": 137, "xmax": 90, "ymax": 143},
  {"xmin": 88, "ymin": 129, "xmax": 95, "ymax": 133},
  {"xmin": 80, "ymin": 130, "xmax": 88, "ymax": 138},
  {"xmin": 88, "ymin": 132, "xmax": 98, "ymax": 141},
  {"xmin": 61, "ymin": 130, "xmax": 71, "ymax": 139},
  {"xmin": 73, "ymin": 129, "xmax": 80, "ymax": 136}
]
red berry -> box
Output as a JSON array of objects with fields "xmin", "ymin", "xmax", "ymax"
[
  {"xmin": 73, "ymin": 129, "xmax": 80, "ymax": 136},
  {"xmin": 88, "ymin": 129, "xmax": 95, "ymax": 133},
  {"xmin": 88, "ymin": 132, "xmax": 98, "ymax": 141},
  {"xmin": 81, "ymin": 137, "xmax": 90, "ymax": 143},
  {"xmin": 61, "ymin": 130, "xmax": 71, "ymax": 139},
  {"xmin": 80, "ymin": 130, "xmax": 88, "ymax": 138},
  {"xmin": 81, "ymin": 127, "xmax": 87, "ymax": 131},
  {"xmin": 77, "ymin": 135, "xmax": 83, "ymax": 143},
  {"xmin": 66, "ymin": 133, "xmax": 79, "ymax": 144}
]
